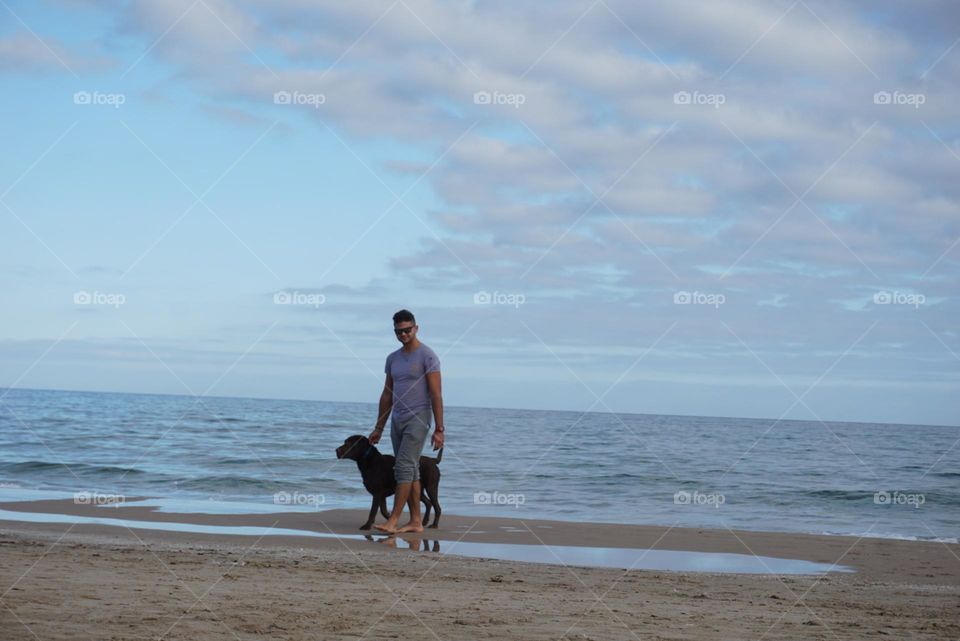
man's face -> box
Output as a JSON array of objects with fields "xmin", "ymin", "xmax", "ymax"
[{"xmin": 394, "ymin": 321, "xmax": 417, "ymax": 345}]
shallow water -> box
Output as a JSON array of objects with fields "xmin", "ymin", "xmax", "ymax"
[{"xmin": 0, "ymin": 508, "xmax": 851, "ymax": 575}]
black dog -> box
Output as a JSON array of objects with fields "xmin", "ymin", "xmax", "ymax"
[{"xmin": 335, "ymin": 434, "xmax": 442, "ymax": 530}]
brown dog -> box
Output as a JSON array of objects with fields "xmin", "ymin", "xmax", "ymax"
[{"xmin": 335, "ymin": 434, "xmax": 442, "ymax": 530}]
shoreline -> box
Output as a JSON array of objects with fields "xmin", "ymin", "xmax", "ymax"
[
  {"xmin": 4, "ymin": 487, "xmax": 954, "ymax": 544},
  {"xmin": 1, "ymin": 497, "xmax": 957, "ymax": 584}
]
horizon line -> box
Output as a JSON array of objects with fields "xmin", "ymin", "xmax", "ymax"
[{"xmin": 3, "ymin": 385, "xmax": 957, "ymax": 430}]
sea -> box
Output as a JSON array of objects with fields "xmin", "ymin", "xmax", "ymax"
[{"xmin": 1, "ymin": 388, "xmax": 956, "ymax": 542}]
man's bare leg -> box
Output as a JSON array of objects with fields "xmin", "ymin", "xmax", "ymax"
[
  {"xmin": 375, "ymin": 482, "xmax": 413, "ymax": 533},
  {"xmin": 397, "ymin": 480, "xmax": 423, "ymax": 533}
]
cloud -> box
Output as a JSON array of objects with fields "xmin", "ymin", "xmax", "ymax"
[
  {"xmin": 0, "ymin": 32, "xmax": 115, "ymax": 74},
  {"xmin": 33, "ymin": 1, "xmax": 960, "ymax": 287}
]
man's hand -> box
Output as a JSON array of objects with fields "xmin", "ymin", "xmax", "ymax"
[
  {"xmin": 431, "ymin": 429, "xmax": 444, "ymax": 450},
  {"xmin": 369, "ymin": 428, "xmax": 383, "ymax": 445}
]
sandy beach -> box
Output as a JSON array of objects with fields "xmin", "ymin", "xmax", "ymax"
[{"xmin": 1, "ymin": 499, "xmax": 958, "ymax": 640}]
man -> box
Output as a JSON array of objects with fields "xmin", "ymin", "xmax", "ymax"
[{"xmin": 369, "ymin": 309, "xmax": 444, "ymax": 534}]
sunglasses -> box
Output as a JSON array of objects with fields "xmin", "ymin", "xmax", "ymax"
[{"xmin": 394, "ymin": 326, "xmax": 415, "ymax": 336}]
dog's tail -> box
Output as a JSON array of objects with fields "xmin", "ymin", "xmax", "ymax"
[{"xmin": 436, "ymin": 447, "xmax": 443, "ymax": 464}]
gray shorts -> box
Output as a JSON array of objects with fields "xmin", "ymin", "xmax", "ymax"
[{"xmin": 390, "ymin": 409, "xmax": 431, "ymax": 483}]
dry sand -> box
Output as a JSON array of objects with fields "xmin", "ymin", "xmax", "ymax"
[{"xmin": 1, "ymin": 499, "xmax": 958, "ymax": 640}]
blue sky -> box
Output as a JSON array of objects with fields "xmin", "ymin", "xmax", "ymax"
[{"xmin": 1, "ymin": 0, "xmax": 958, "ymax": 426}]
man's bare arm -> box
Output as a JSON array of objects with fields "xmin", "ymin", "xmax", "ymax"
[
  {"xmin": 370, "ymin": 374, "xmax": 393, "ymax": 442},
  {"xmin": 426, "ymin": 371, "xmax": 444, "ymax": 450}
]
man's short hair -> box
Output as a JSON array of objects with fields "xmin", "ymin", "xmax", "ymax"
[{"xmin": 393, "ymin": 309, "xmax": 416, "ymax": 325}]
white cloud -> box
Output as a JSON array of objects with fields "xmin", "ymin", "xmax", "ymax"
[{"xmin": 0, "ymin": 32, "xmax": 114, "ymax": 73}]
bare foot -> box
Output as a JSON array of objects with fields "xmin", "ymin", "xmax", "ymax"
[
  {"xmin": 374, "ymin": 522, "xmax": 398, "ymax": 534},
  {"xmin": 397, "ymin": 520, "xmax": 424, "ymax": 533}
]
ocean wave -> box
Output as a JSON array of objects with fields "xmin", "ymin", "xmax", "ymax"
[
  {"xmin": 801, "ymin": 489, "xmax": 874, "ymax": 501},
  {"xmin": 274, "ymin": 421, "xmax": 347, "ymax": 429},
  {"xmin": 817, "ymin": 530, "xmax": 959, "ymax": 544},
  {"xmin": 174, "ymin": 475, "xmax": 329, "ymax": 493},
  {"xmin": 34, "ymin": 417, "xmax": 74, "ymax": 425},
  {"xmin": 0, "ymin": 460, "xmax": 148, "ymax": 477},
  {"xmin": 211, "ymin": 456, "xmax": 326, "ymax": 466},
  {"xmin": 792, "ymin": 488, "xmax": 960, "ymax": 508}
]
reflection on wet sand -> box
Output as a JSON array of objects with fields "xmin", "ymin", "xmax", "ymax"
[{"xmin": 365, "ymin": 534, "xmax": 441, "ymax": 552}]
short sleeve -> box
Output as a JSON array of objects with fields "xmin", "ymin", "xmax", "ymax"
[
  {"xmin": 384, "ymin": 353, "xmax": 392, "ymax": 375},
  {"xmin": 424, "ymin": 348, "xmax": 441, "ymax": 374}
]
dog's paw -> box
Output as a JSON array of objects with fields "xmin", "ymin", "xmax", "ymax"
[
  {"xmin": 359, "ymin": 523, "xmax": 373, "ymax": 530},
  {"xmin": 428, "ymin": 523, "xmax": 439, "ymax": 529}
]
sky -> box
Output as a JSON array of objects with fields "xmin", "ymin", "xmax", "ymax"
[{"xmin": 0, "ymin": 0, "xmax": 958, "ymax": 426}]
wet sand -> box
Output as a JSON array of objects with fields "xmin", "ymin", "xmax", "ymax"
[{"xmin": 1, "ymin": 499, "xmax": 958, "ymax": 640}]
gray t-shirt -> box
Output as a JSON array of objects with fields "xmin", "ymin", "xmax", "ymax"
[{"xmin": 385, "ymin": 344, "xmax": 440, "ymax": 421}]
